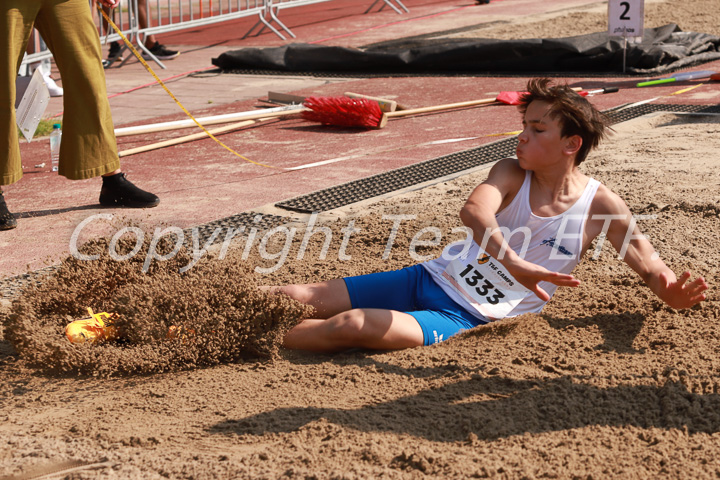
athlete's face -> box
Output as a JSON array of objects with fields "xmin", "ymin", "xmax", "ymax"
[{"xmin": 516, "ymin": 100, "xmax": 575, "ymax": 170}]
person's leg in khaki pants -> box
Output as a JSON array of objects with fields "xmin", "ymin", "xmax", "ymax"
[
  {"xmin": 0, "ymin": 0, "xmax": 159, "ymax": 231},
  {"xmin": 0, "ymin": 2, "xmax": 38, "ymax": 188},
  {"xmin": 34, "ymin": 0, "xmax": 121, "ymax": 180}
]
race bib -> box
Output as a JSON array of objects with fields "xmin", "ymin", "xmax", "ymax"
[{"xmin": 441, "ymin": 248, "xmax": 531, "ymax": 321}]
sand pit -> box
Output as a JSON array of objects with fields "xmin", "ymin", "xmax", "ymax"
[
  {"xmin": 2, "ymin": 111, "xmax": 719, "ymax": 479},
  {"xmin": 2, "ymin": 0, "xmax": 720, "ymax": 477}
]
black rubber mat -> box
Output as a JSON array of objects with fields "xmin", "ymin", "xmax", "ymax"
[
  {"xmin": 276, "ymin": 104, "xmax": 720, "ymax": 214},
  {"xmin": 221, "ymin": 68, "xmax": 647, "ymax": 79}
]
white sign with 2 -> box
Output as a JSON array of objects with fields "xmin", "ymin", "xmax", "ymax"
[{"xmin": 608, "ymin": 0, "xmax": 645, "ymax": 38}]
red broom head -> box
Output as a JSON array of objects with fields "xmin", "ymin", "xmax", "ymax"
[{"xmin": 302, "ymin": 96, "xmax": 384, "ymax": 128}]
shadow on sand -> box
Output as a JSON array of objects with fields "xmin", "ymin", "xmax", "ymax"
[
  {"xmin": 209, "ymin": 311, "xmax": 718, "ymax": 442},
  {"xmin": 209, "ymin": 371, "xmax": 720, "ymax": 442}
]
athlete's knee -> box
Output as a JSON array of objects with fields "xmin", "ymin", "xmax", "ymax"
[
  {"xmin": 279, "ymin": 284, "xmax": 309, "ymax": 302},
  {"xmin": 327, "ymin": 310, "xmax": 366, "ymax": 339},
  {"xmin": 264, "ymin": 284, "xmax": 313, "ymax": 304}
]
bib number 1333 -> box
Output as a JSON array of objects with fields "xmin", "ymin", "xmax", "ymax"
[
  {"xmin": 442, "ymin": 250, "xmax": 531, "ymax": 320},
  {"xmin": 457, "ymin": 263, "xmax": 506, "ymax": 304}
]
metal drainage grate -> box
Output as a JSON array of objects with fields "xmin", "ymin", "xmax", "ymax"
[
  {"xmin": 0, "ymin": 266, "xmax": 57, "ymax": 300},
  {"xmin": 181, "ymin": 211, "xmax": 286, "ymax": 247},
  {"xmin": 276, "ymin": 103, "xmax": 720, "ymax": 214},
  {"xmin": 0, "ymin": 212, "xmax": 287, "ymax": 299},
  {"xmin": 277, "ymin": 136, "xmax": 519, "ymax": 213},
  {"xmin": 604, "ymin": 103, "xmax": 720, "ymax": 124}
]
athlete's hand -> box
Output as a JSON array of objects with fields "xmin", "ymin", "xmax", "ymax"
[
  {"xmin": 98, "ymin": 0, "xmax": 119, "ymax": 7},
  {"xmin": 505, "ymin": 257, "xmax": 581, "ymax": 301},
  {"xmin": 658, "ymin": 271, "xmax": 708, "ymax": 310}
]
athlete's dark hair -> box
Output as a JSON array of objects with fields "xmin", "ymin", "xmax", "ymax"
[{"xmin": 518, "ymin": 78, "xmax": 610, "ymax": 165}]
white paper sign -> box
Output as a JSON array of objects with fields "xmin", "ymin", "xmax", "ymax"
[
  {"xmin": 608, "ymin": 0, "xmax": 644, "ymax": 38},
  {"xmin": 442, "ymin": 249, "xmax": 531, "ymax": 321},
  {"xmin": 15, "ymin": 69, "xmax": 50, "ymax": 143}
]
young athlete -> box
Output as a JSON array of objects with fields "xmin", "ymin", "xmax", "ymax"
[{"xmin": 268, "ymin": 78, "xmax": 708, "ymax": 352}]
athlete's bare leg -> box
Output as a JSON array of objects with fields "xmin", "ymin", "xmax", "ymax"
[
  {"xmin": 283, "ymin": 308, "xmax": 424, "ymax": 352},
  {"xmin": 262, "ymin": 279, "xmax": 424, "ymax": 352}
]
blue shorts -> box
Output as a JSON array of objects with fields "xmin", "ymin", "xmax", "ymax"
[{"xmin": 343, "ymin": 264, "xmax": 487, "ymax": 346}]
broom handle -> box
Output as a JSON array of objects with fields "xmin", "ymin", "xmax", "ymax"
[
  {"xmin": 119, "ymin": 119, "xmax": 257, "ymax": 157},
  {"xmin": 377, "ymin": 97, "xmax": 497, "ymax": 128},
  {"xmin": 378, "ymin": 88, "xmax": 583, "ymax": 127},
  {"xmin": 385, "ymin": 87, "xmax": 584, "ymax": 119},
  {"xmin": 385, "ymin": 97, "xmax": 498, "ymax": 118},
  {"xmin": 115, "ymin": 105, "xmax": 305, "ymax": 137}
]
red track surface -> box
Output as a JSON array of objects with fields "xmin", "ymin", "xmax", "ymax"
[{"xmin": 3, "ymin": 0, "xmax": 720, "ymax": 280}]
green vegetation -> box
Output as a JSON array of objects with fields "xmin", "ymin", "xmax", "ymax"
[{"xmin": 18, "ymin": 118, "xmax": 62, "ymax": 139}]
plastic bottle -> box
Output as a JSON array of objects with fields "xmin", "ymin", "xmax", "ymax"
[{"xmin": 49, "ymin": 124, "xmax": 62, "ymax": 172}]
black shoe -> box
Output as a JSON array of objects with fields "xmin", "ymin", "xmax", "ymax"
[
  {"xmin": 0, "ymin": 192, "xmax": 17, "ymax": 230},
  {"xmin": 108, "ymin": 41, "xmax": 123, "ymax": 61},
  {"xmin": 104, "ymin": 41, "xmax": 124, "ymax": 69},
  {"xmin": 142, "ymin": 42, "xmax": 179, "ymax": 60},
  {"xmin": 99, "ymin": 173, "xmax": 160, "ymax": 208}
]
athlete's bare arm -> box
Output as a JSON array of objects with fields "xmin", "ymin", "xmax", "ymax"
[
  {"xmin": 460, "ymin": 158, "xmax": 581, "ymax": 301},
  {"xmin": 589, "ymin": 185, "xmax": 708, "ymax": 309}
]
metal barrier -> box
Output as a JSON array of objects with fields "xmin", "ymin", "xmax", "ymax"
[
  {"xmin": 97, "ymin": 1, "xmax": 138, "ymax": 44},
  {"xmin": 134, "ymin": 0, "xmax": 268, "ymax": 67},
  {"xmin": 20, "ymin": 0, "xmax": 410, "ymax": 71},
  {"xmin": 243, "ymin": 0, "xmax": 332, "ymax": 41},
  {"xmin": 22, "ymin": 33, "xmax": 54, "ymax": 68},
  {"xmin": 20, "ymin": 0, "xmax": 136, "ymax": 70},
  {"xmin": 242, "ymin": 0, "xmax": 408, "ymax": 41},
  {"xmin": 135, "ymin": 0, "xmax": 410, "ymax": 62},
  {"xmin": 365, "ymin": 0, "xmax": 409, "ymax": 15}
]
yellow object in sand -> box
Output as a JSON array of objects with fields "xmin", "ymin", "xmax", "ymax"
[{"xmin": 65, "ymin": 308, "xmax": 119, "ymax": 344}]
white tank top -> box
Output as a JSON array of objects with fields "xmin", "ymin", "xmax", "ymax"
[{"xmin": 423, "ymin": 170, "xmax": 600, "ymax": 321}]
